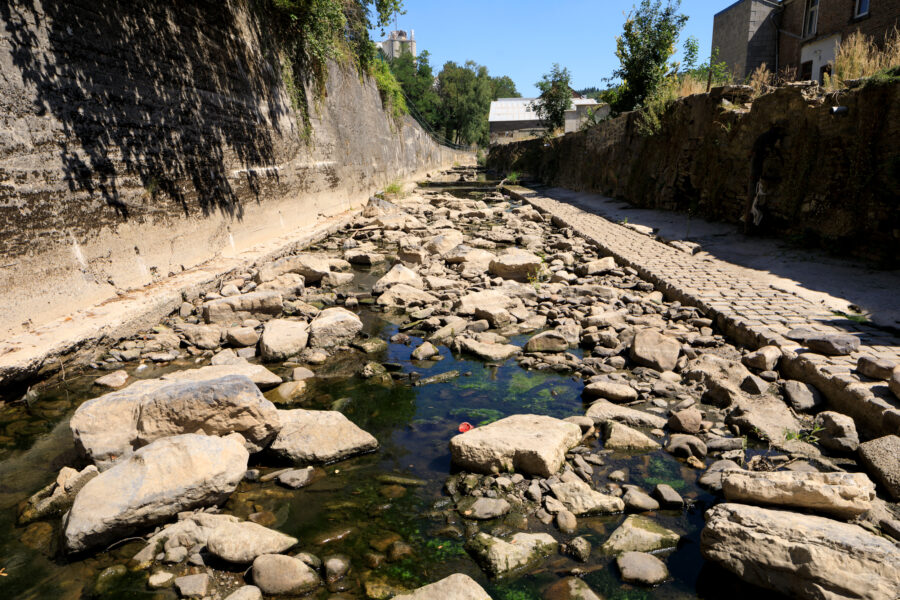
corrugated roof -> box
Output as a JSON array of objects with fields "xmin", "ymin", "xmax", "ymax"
[{"xmin": 488, "ymin": 98, "xmax": 598, "ymax": 122}]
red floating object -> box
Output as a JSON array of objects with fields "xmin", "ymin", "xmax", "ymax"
[{"xmin": 458, "ymin": 422, "xmax": 473, "ymax": 433}]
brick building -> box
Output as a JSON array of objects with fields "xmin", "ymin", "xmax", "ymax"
[{"xmin": 712, "ymin": 0, "xmax": 900, "ymax": 82}]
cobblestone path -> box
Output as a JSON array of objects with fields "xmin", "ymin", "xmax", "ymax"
[{"xmin": 507, "ymin": 186, "xmax": 900, "ymax": 437}]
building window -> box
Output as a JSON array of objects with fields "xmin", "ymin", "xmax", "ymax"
[
  {"xmin": 804, "ymin": 0, "xmax": 819, "ymax": 37},
  {"xmin": 855, "ymin": 0, "xmax": 870, "ymax": 18},
  {"xmin": 800, "ymin": 61, "xmax": 814, "ymax": 81}
]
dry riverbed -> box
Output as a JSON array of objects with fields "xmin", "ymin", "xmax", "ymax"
[{"xmin": 0, "ymin": 168, "xmax": 898, "ymax": 600}]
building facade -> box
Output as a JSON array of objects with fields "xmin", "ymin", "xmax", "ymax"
[
  {"xmin": 488, "ymin": 98, "xmax": 605, "ymax": 144},
  {"xmin": 712, "ymin": 0, "xmax": 899, "ymax": 83},
  {"xmin": 380, "ymin": 30, "xmax": 416, "ymax": 60}
]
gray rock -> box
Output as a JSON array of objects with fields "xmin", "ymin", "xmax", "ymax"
[
  {"xmin": 18, "ymin": 464, "xmax": 99, "ymax": 524},
  {"xmin": 722, "ymin": 470, "xmax": 875, "ymax": 519},
  {"xmin": 202, "ymin": 291, "xmax": 283, "ymax": 324},
  {"xmin": 174, "ymin": 573, "xmax": 210, "ymax": 598},
  {"xmin": 259, "ymin": 319, "xmax": 309, "ymax": 361},
  {"xmin": 542, "ymin": 577, "xmax": 603, "ymax": 600},
  {"xmin": 206, "ymin": 520, "xmax": 297, "ymax": 563},
  {"xmin": 858, "ymin": 435, "xmax": 900, "ymax": 500},
  {"xmin": 742, "ymin": 346, "xmax": 782, "ymax": 371},
  {"xmin": 782, "ymin": 380, "xmax": 824, "ymax": 412},
  {"xmin": 251, "ymin": 554, "xmax": 320, "ymax": 595},
  {"xmin": 890, "ymin": 368, "xmax": 900, "ymax": 401},
  {"xmin": 586, "ymin": 399, "xmax": 667, "ymax": 429},
  {"xmin": 665, "ymin": 434, "xmax": 707, "ymax": 459},
  {"xmin": 630, "ymin": 329, "xmax": 680, "ymax": 372},
  {"xmin": 180, "ymin": 324, "xmax": 222, "ymax": 350},
  {"xmin": 373, "ymin": 264, "xmax": 424, "ymax": 294},
  {"xmin": 465, "ymin": 532, "xmax": 557, "ymax": 577},
  {"xmin": 277, "ymin": 466, "xmax": 316, "ymax": 489},
  {"xmin": 556, "ymin": 509, "xmax": 577, "ymax": 534},
  {"xmin": 740, "ymin": 373, "xmax": 769, "ymax": 395},
  {"xmin": 411, "ymin": 341, "xmax": 439, "ymax": 360},
  {"xmin": 226, "ymin": 326, "xmax": 260, "ymax": 347},
  {"xmin": 856, "ymin": 356, "xmax": 896, "ymax": 380},
  {"xmin": 623, "ymin": 488, "xmax": 659, "ymax": 512},
  {"xmin": 70, "ymin": 375, "xmax": 280, "ymax": 468},
  {"xmin": 682, "ymin": 354, "xmax": 749, "ymax": 407},
  {"xmin": 701, "ymin": 503, "xmax": 900, "ymax": 600},
  {"xmin": 488, "ymin": 248, "xmax": 542, "ymax": 281},
  {"xmin": 814, "ymin": 411, "xmax": 859, "ymax": 452},
  {"xmin": 94, "ymin": 369, "xmax": 129, "ymax": 389},
  {"xmin": 147, "ymin": 571, "xmax": 175, "ymax": 589},
  {"xmin": 377, "ymin": 283, "xmax": 439, "ymax": 308},
  {"xmin": 458, "ymin": 337, "xmax": 521, "ymax": 362},
  {"xmin": 308, "ymin": 307, "xmax": 362, "ymax": 348},
  {"xmin": 270, "ymin": 409, "xmax": 378, "ymax": 464},
  {"xmin": 583, "ymin": 380, "xmax": 638, "ymax": 403},
  {"xmin": 561, "ymin": 536, "xmax": 591, "ymax": 562},
  {"xmin": 393, "ymin": 573, "xmax": 491, "ymax": 599},
  {"xmin": 617, "ymin": 551, "xmax": 668, "ymax": 585},
  {"xmin": 697, "ymin": 460, "xmax": 743, "ymax": 492},
  {"xmin": 324, "ymin": 554, "xmax": 351, "ymax": 583},
  {"xmin": 425, "ymin": 230, "xmax": 465, "ymax": 256},
  {"xmin": 604, "ymin": 421, "xmax": 660, "ymax": 451},
  {"xmin": 601, "ymin": 515, "xmax": 680, "ymax": 554},
  {"xmin": 806, "ymin": 334, "xmax": 860, "ymax": 356},
  {"xmin": 64, "ymin": 434, "xmax": 248, "ymax": 553},
  {"xmin": 450, "ymin": 414, "xmax": 581, "ymax": 477},
  {"xmin": 161, "ymin": 363, "xmax": 281, "ymax": 388},
  {"xmin": 653, "ymin": 484, "xmax": 684, "ymax": 509},
  {"xmin": 224, "ymin": 586, "xmax": 263, "ymax": 600},
  {"xmin": 667, "ymin": 407, "xmax": 702, "ymax": 434},
  {"xmin": 462, "ymin": 497, "xmax": 511, "ymax": 520},
  {"xmin": 550, "ymin": 479, "xmax": 625, "ymax": 515},
  {"xmin": 524, "ymin": 330, "xmax": 569, "ymax": 353},
  {"xmin": 576, "ymin": 257, "xmax": 616, "ymax": 276}
]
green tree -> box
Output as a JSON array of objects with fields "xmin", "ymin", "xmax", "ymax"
[
  {"xmin": 390, "ymin": 50, "xmax": 441, "ymax": 127},
  {"xmin": 531, "ymin": 63, "xmax": 573, "ymax": 132},
  {"xmin": 436, "ymin": 60, "xmax": 493, "ymax": 146},
  {"xmin": 683, "ymin": 35, "xmax": 700, "ymax": 71},
  {"xmin": 490, "ymin": 75, "xmax": 520, "ymax": 99},
  {"xmin": 611, "ymin": 0, "xmax": 688, "ymax": 111}
]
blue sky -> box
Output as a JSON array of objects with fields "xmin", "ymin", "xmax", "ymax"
[{"xmin": 372, "ymin": 0, "xmax": 735, "ymax": 97}]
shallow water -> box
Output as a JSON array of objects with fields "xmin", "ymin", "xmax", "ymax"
[{"xmin": 0, "ymin": 187, "xmax": 780, "ymax": 600}]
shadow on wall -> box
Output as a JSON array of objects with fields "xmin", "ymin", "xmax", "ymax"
[{"xmin": 0, "ymin": 0, "xmax": 288, "ymax": 220}]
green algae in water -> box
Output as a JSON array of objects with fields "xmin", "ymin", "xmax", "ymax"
[{"xmin": 640, "ymin": 454, "xmax": 688, "ymax": 491}]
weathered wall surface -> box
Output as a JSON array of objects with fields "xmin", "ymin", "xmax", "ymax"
[
  {"xmin": 489, "ymin": 83, "xmax": 900, "ymax": 266},
  {"xmin": 0, "ymin": 0, "xmax": 467, "ymax": 338}
]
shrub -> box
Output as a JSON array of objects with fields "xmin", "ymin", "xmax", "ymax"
[
  {"xmin": 371, "ymin": 58, "xmax": 408, "ymax": 122},
  {"xmin": 506, "ymin": 171, "xmax": 520, "ymax": 184},
  {"xmin": 747, "ymin": 63, "xmax": 774, "ymax": 99},
  {"xmin": 825, "ymin": 28, "xmax": 900, "ymax": 90}
]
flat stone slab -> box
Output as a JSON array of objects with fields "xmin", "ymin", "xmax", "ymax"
[
  {"xmin": 586, "ymin": 399, "xmax": 667, "ymax": 429},
  {"xmin": 722, "ymin": 470, "xmax": 875, "ymax": 518},
  {"xmin": 549, "ymin": 480, "xmax": 625, "ymax": 515},
  {"xmin": 394, "ymin": 574, "xmax": 491, "ymax": 599},
  {"xmin": 161, "ymin": 363, "xmax": 282, "ymax": 388},
  {"xmin": 64, "ymin": 434, "xmax": 248, "ymax": 553},
  {"xmin": 449, "ymin": 414, "xmax": 582, "ymax": 477},
  {"xmin": 465, "ymin": 532, "xmax": 557, "ymax": 577},
  {"xmin": 601, "ymin": 515, "xmax": 680, "ymax": 555},
  {"xmin": 617, "ymin": 551, "xmax": 668, "ymax": 586},
  {"xmin": 458, "ymin": 338, "xmax": 521, "ymax": 362},
  {"xmin": 206, "ymin": 520, "xmax": 297, "ymax": 564},
  {"xmin": 701, "ymin": 503, "xmax": 900, "ymax": 600},
  {"xmin": 270, "ymin": 409, "xmax": 378, "ymax": 464}
]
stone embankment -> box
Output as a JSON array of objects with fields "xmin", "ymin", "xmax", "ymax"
[
  {"xmin": 0, "ymin": 0, "xmax": 469, "ymax": 389},
  {"xmin": 489, "ymin": 82, "xmax": 900, "ymax": 265},
  {"xmin": 12, "ymin": 169, "xmax": 900, "ymax": 599}
]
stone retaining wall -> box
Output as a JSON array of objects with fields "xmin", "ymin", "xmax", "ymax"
[
  {"xmin": 488, "ymin": 83, "xmax": 900, "ymax": 266},
  {"xmin": 0, "ymin": 0, "xmax": 469, "ymax": 340}
]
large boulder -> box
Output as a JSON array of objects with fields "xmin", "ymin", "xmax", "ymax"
[
  {"xmin": 64, "ymin": 434, "xmax": 248, "ymax": 552},
  {"xmin": 465, "ymin": 532, "xmax": 557, "ymax": 577},
  {"xmin": 206, "ymin": 521, "xmax": 297, "ymax": 564},
  {"xmin": 682, "ymin": 354, "xmax": 750, "ymax": 407},
  {"xmin": 394, "ymin": 574, "xmax": 490, "ymax": 600},
  {"xmin": 630, "ymin": 329, "xmax": 680, "ymax": 372},
  {"xmin": 722, "ymin": 471, "xmax": 876, "ymax": 519},
  {"xmin": 458, "ymin": 338, "xmax": 521, "ymax": 362},
  {"xmin": 161, "ymin": 364, "xmax": 282, "ymax": 388},
  {"xmin": 549, "ymin": 480, "xmax": 625, "ymax": 515},
  {"xmin": 582, "ymin": 380, "xmax": 638, "ymax": 403},
  {"xmin": 617, "ymin": 551, "xmax": 668, "ymax": 586},
  {"xmin": 70, "ymin": 375, "xmax": 280, "ymax": 469},
  {"xmin": 524, "ymin": 330, "xmax": 570, "ymax": 353},
  {"xmin": 455, "ymin": 290, "xmax": 518, "ymax": 316},
  {"xmin": 252, "ymin": 554, "xmax": 320, "ymax": 596},
  {"xmin": 701, "ymin": 503, "xmax": 900, "ymax": 600},
  {"xmin": 601, "ymin": 515, "xmax": 680, "ymax": 555},
  {"xmin": 373, "ymin": 264, "xmax": 424, "ymax": 294},
  {"xmin": 586, "ymin": 399, "xmax": 667, "ymax": 429},
  {"xmin": 488, "ymin": 248, "xmax": 542, "ymax": 282},
  {"xmin": 377, "ymin": 284, "xmax": 438, "ymax": 308},
  {"xmin": 603, "ymin": 422, "xmax": 660, "ymax": 451},
  {"xmin": 270, "ymin": 409, "xmax": 378, "ymax": 464},
  {"xmin": 425, "ymin": 230, "xmax": 465, "ymax": 256},
  {"xmin": 202, "ymin": 291, "xmax": 283, "ymax": 324},
  {"xmin": 259, "ymin": 319, "xmax": 309, "ymax": 361},
  {"xmin": 450, "ymin": 414, "xmax": 581, "ymax": 477},
  {"xmin": 308, "ymin": 307, "xmax": 363, "ymax": 349}
]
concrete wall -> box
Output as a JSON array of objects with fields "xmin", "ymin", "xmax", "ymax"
[
  {"xmin": 488, "ymin": 83, "xmax": 900, "ymax": 266},
  {"xmin": 0, "ymin": 0, "xmax": 467, "ymax": 338}
]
